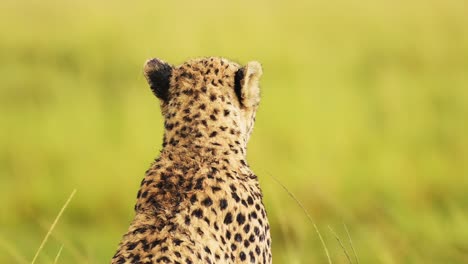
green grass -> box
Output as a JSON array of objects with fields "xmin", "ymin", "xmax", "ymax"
[{"xmin": 1, "ymin": 0, "xmax": 468, "ymax": 263}]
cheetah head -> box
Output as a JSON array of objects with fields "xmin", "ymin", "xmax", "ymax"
[{"xmin": 143, "ymin": 57, "xmax": 262, "ymax": 156}]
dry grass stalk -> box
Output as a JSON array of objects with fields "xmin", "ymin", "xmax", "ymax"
[
  {"xmin": 268, "ymin": 173, "xmax": 333, "ymax": 264},
  {"xmin": 53, "ymin": 245, "xmax": 64, "ymax": 264},
  {"xmin": 328, "ymin": 225, "xmax": 352, "ymax": 264},
  {"xmin": 344, "ymin": 222, "xmax": 359, "ymax": 264},
  {"xmin": 31, "ymin": 189, "xmax": 77, "ymax": 264}
]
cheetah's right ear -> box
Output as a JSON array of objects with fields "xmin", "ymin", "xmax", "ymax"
[
  {"xmin": 234, "ymin": 61, "xmax": 262, "ymax": 108},
  {"xmin": 143, "ymin": 58, "xmax": 173, "ymax": 102}
]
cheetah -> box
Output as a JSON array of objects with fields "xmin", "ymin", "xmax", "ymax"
[{"xmin": 111, "ymin": 57, "xmax": 271, "ymax": 264}]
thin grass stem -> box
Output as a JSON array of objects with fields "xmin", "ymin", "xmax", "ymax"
[
  {"xmin": 328, "ymin": 226, "xmax": 352, "ymax": 264},
  {"xmin": 31, "ymin": 189, "xmax": 76, "ymax": 264},
  {"xmin": 343, "ymin": 222, "xmax": 359, "ymax": 264},
  {"xmin": 268, "ymin": 173, "xmax": 332, "ymax": 264},
  {"xmin": 53, "ymin": 245, "xmax": 64, "ymax": 264}
]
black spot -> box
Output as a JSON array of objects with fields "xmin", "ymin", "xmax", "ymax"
[
  {"xmin": 199, "ymin": 104, "xmax": 206, "ymax": 110},
  {"xmin": 249, "ymin": 251, "xmax": 256, "ymax": 263},
  {"xmin": 235, "ymin": 233, "xmax": 242, "ymax": 242},
  {"xmin": 244, "ymin": 240, "xmax": 250, "ymax": 247},
  {"xmin": 197, "ymin": 228, "xmax": 204, "ymax": 236},
  {"xmin": 180, "ymin": 72, "xmax": 193, "ymax": 79},
  {"xmin": 195, "ymin": 178, "xmax": 204, "ymax": 190},
  {"xmin": 229, "ymin": 184, "xmax": 237, "ymax": 192},
  {"xmin": 236, "ymin": 213, "xmax": 246, "ymax": 225},
  {"xmin": 209, "ymin": 131, "xmax": 218, "ymax": 138},
  {"xmin": 174, "ymin": 239, "xmax": 183, "ymax": 246},
  {"xmin": 132, "ymin": 227, "xmax": 148, "ymax": 235},
  {"xmin": 239, "ymin": 252, "xmax": 246, "ymax": 261},
  {"xmin": 201, "ymin": 197, "xmax": 213, "ymax": 207},
  {"xmin": 169, "ymin": 138, "xmax": 179, "ymax": 146},
  {"xmin": 190, "ymin": 194, "xmax": 199, "ymax": 204},
  {"xmin": 224, "ymin": 212, "xmax": 233, "ymax": 224},
  {"xmin": 165, "ymin": 123, "xmax": 174, "ymax": 130},
  {"xmin": 126, "ymin": 242, "xmax": 137, "ymax": 250},
  {"xmin": 183, "ymin": 116, "xmax": 192, "ymax": 122},
  {"xmin": 247, "ymin": 196, "xmax": 254, "ymax": 205},
  {"xmin": 223, "ymin": 109, "xmax": 230, "ymax": 116},
  {"xmin": 182, "ymin": 89, "xmax": 194, "ymax": 96},
  {"xmin": 157, "ymin": 256, "xmax": 171, "ymax": 263},
  {"xmin": 150, "ymin": 238, "xmax": 165, "ymax": 248},
  {"xmin": 231, "ymin": 192, "xmax": 241, "ymax": 202},
  {"xmin": 191, "ymin": 208, "xmax": 203, "ymax": 218},
  {"xmin": 251, "ymin": 211, "xmax": 258, "ymax": 219},
  {"xmin": 210, "ymin": 94, "xmax": 217, "ymax": 101},
  {"xmin": 220, "ymin": 199, "xmax": 228, "ymax": 210},
  {"xmin": 204, "ymin": 246, "xmax": 212, "ymax": 254}
]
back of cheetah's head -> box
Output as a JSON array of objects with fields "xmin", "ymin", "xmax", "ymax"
[{"xmin": 143, "ymin": 57, "xmax": 263, "ymax": 155}]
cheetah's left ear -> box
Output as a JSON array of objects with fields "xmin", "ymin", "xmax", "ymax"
[
  {"xmin": 143, "ymin": 58, "xmax": 173, "ymax": 102},
  {"xmin": 234, "ymin": 61, "xmax": 262, "ymax": 108}
]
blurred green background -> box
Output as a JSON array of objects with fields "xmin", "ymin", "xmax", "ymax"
[{"xmin": 1, "ymin": 0, "xmax": 468, "ymax": 263}]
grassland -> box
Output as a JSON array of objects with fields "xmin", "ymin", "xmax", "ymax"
[{"xmin": 1, "ymin": 0, "xmax": 468, "ymax": 263}]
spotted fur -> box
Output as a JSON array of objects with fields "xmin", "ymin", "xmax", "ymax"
[{"xmin": 111, "ymin": 57, "xmax": 271, "ymax": 264}]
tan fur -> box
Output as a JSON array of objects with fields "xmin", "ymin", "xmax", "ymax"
[{"xmin": 111, "ymin": 57, "xmax": 271, "ymax": 264}]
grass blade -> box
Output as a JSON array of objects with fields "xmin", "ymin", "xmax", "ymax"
[
  {"xmin": 268, "ymin": 173, "xmax": 333, "ymax": 264},
  {"xmin": 31, "ymin": 189, "xmax": 76, "ymax": 264},
  {"xmin": 53, "ymin": 245, "xmax": 64, "ymax": 264},
  {"xmin": 344, "ymin": 222, "xmax": 359, "ymax": 264},
  {"xmin": 328, "ymin": 226, "xmax": 352, "ymax": 264}
]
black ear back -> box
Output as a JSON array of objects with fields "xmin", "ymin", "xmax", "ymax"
[
  {"xmin": 143, "ymin": 58, "xmax": 173, "ymax": 102},
  {"xmin": 234, "ymin": 61, "xmax": 262, "ymax": 108},
  {"xmin": 234, "ymin": 67, "xmax": 245, "ymax": 106}
]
